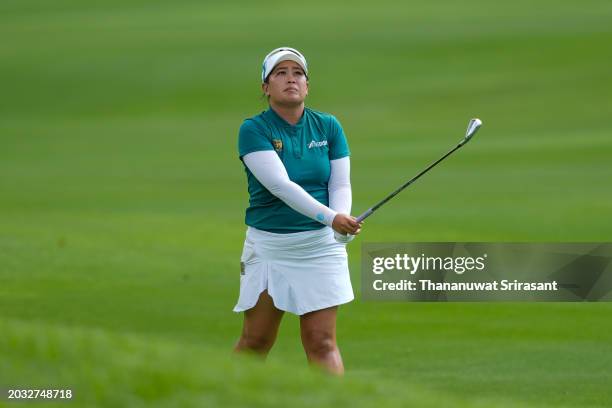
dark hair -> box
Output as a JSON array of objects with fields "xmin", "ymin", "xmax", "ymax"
[{"xmin": 261, "ymin": 77, "xmax": 269, "ymax": 102}]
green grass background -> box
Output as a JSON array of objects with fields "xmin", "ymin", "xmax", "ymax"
[{"xmin": 1, "ymin": 0, "xmax": 612, "ymax": 406}]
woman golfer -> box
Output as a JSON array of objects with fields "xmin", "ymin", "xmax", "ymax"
[{"xmin": 233, "ymin": 47, "xmax": 362, "ymax": 375}]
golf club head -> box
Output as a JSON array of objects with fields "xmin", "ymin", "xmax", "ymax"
[{"xmin": 464, "ymin": 118, "xmax": 482, "ymax": 143}]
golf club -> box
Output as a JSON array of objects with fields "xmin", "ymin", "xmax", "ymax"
[{"xmin": 356, "ymin": 118, "xmax": 482, "ymax": 223}]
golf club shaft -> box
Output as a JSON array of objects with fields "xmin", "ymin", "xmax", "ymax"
[{"xmin": 356, "ymin": 142, "xmax": 465, "ymax": 223}]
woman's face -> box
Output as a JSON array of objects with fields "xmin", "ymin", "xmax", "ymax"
[{"xmin": 262, "ymin": 60, "xmax": 309, "ymax": 106}]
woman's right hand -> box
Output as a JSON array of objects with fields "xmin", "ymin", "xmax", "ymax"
[{"xmin": 332, "ymin": 214, "xmax": 362, "ymax": 236}]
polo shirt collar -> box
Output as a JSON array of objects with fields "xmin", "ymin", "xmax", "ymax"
[{"xmin": 265, "ymin": 106, "xmax": 306, "ymax": 128}]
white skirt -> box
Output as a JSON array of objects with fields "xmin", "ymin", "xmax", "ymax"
[{"xmin": 233, "ymin": 226, "xmax": 354, "ymax": 316}]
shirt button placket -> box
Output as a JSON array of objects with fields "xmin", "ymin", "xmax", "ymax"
[{"xmin": 290, "ymin": 128, "xmax": 301, "ymax": 159}]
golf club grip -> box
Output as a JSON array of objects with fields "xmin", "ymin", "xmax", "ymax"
[{"xmin": 356, "ymin": 208, "xmax": 373, "ymax": 223}]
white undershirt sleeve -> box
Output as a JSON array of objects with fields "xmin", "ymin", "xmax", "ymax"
[
  {"xmin": 328, "ymin": 157, "xmax": 352, "ymax": 215},
  {"xmin": 242, "ymin": 151, "xmax": 337, "ymax": 227}
]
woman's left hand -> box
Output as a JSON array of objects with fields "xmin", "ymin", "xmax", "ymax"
[{"xmin": 332, "ymin": 214, "xmax": 362, "ymax": 235}]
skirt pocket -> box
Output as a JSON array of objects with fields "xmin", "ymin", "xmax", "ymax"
[{"xmin": 240, "ymin": 239, "xmax": 257, "ymax": 276}]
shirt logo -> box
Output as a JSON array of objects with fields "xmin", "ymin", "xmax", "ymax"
[
  {"xmin": 272, "ymin": 139, "xmax": 283, "ymax": 152},
  {"xmin": 308, "ymin": 140, "xmax": 328, "ymax": 149}
]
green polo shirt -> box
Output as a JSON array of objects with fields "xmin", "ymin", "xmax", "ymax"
[{"xmin": 238, "ymin": 106, "xmax": 350, "ymax": 233}]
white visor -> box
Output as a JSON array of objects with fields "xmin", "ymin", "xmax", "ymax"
[{"xmin": 261, "ymin": 47, "xmax": 308, "ymax": 83}]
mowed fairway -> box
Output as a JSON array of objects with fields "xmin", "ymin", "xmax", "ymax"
[{"xmin": 1, "ymin": 0, "xmax": 612, "ymax": 406}]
